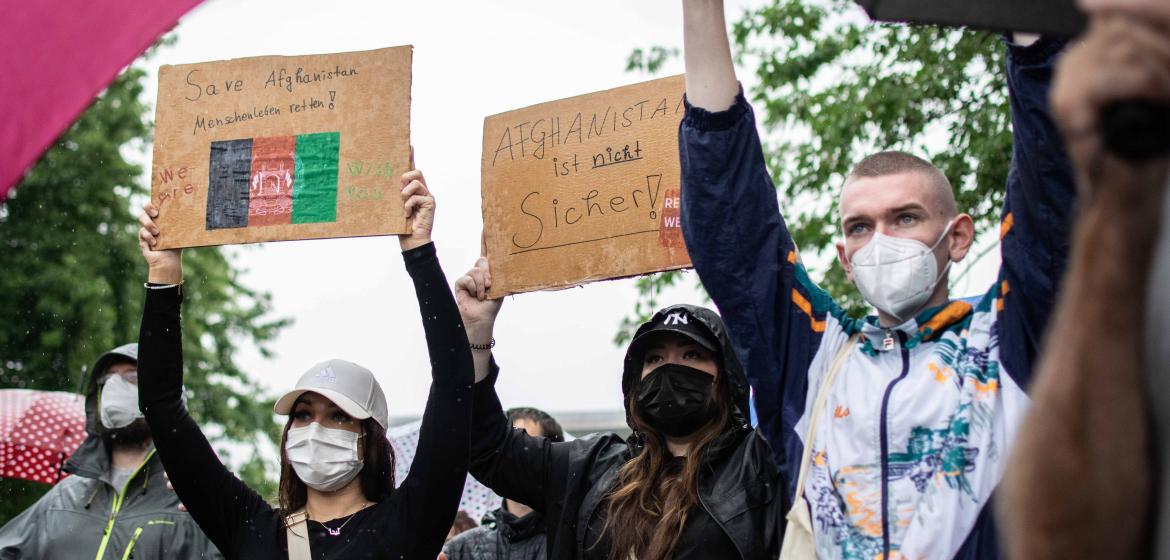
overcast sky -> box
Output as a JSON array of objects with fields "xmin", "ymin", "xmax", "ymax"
[{"xmin": 138, "ymin": 0, "xmax": 1001, "ymax": 422}]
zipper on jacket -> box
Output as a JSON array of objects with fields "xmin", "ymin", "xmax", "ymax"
[
  {"xmin": 120, "ymin": 527, "xmax": 144, "ymax": 560},
  {"xmin": 878, "ymin": 332, "xmax": 910, "ymax": 559},
  {"xmin": 93, "ymin": 449, "xmax": 157, "ymax": 560}
]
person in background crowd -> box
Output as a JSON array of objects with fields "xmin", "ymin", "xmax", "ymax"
[
  {"xmin": 134, "ymin": 167, "xmax": 475, "ymax": 559},
  {"xmin": 0, "ymin": 343, "xmax": 222, "ymax": 559},
  {"xmin": 677, "ymin": 0, "xmax": 1077, "ymax": 557},
  {"xmin": 455, "ymin": 253, "xmax": 784, "ymax": 560},
  {"xmin": 999, "ymin": 1, "xmax": 1170, "ymax": 558},
  {"xmin": 446, "ymin": 511, "xmax": 479, "ymax": 543},
  {"xmin": 444, "ymin": 407, "xmax": 565, "ymax": 560}
]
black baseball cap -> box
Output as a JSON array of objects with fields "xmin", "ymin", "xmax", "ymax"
[{"xmin": 627, "ymin": 308, "xmax": 719, "ymax": 362}]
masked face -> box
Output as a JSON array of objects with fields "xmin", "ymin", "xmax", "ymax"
[
  {"xmin": 99, "ymin": 374, "xmax": 145, "ymax": 430},
  {"xmin": 284, "ymin": 422, "xmax": 364, "ymax": 492},
  {"xmin": 636, "ymin": 364, "xmax": 719, "ymax": 438},
  {"xmin": 849, "ymin": 219, "xmax": 956, "ymax": 323}
]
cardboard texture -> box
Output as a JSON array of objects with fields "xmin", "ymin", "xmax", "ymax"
[
  {"xmin": 854, "ymin": 0, "xmax": 1085, "ymax": 36},
  {"xmin": 150, "ymin": 45, "xmax": 412, "ymax": 249},
  {"xmin": 481, "ymin": 75, "xmax": 691, "ymax": 297}
]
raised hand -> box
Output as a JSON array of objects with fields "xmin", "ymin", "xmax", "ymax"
[
  {"xmin": 137, "ymin": 202, "xmax": 183, "ymax": 284},
  {"xmin": 1051, "ymin": 14, "xmax": 1170, "ymax": 181},
  {"xmin": 456, "ymin": 237, "xmax": 503, "ymax": 383},
  {"xmin": 399, "ymin": 154, "xmax": 436, "ymax": 251},
  {"xmin": 455, "ymin": 239, "xmax": 503, "ymax": 344}
]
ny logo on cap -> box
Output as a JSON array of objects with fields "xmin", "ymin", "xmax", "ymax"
[
  {"xmin": 663, "ymin": 312, "xmax": 689, "ymax": 326},
  {"xmin": 316, "ymin": 367, "xmax": 337, "ymax": 384}
]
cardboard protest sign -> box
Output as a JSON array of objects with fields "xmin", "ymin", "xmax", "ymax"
[
  {"xmin": 150, "ymin": 46, "xmax": 412, "ymax": 249},
  {"xmin": 854, "ymin": 0, "xmax": 1085, "ymax": 36},
  {"xmin": 481, "ymin": 75, "xmax": 691, "ymax": 297}
]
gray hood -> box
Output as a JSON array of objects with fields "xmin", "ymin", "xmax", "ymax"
[{"xmin": 62, "ymin": 342, "xmax": 138, "ymax": 479}]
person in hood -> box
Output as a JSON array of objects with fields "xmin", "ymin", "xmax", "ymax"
[
  {"xmin": 443, "ymin": 407, "xmax": 564, "ymax": 560},
  {"xmin": 677, "ymin": 2, "xmax": 1077, "ymax": 558},
  {"xmin": 0, "ymin": 343, "xmax": 223, "ymax": 560},
  {"xmin": 134, "ymin": 167, "xmax": 474, "ymax": 559},
  {"xmin": 453, "ymin": 257, "xmax": 783, "ymax": 560}
]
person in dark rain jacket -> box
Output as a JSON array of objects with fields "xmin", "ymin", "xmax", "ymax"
[{"xmin": 0, "ymin": 344, "xmax": 222, "ymax": 560}]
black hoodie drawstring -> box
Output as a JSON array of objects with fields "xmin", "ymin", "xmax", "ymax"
[
  {"xmin": 83, "ymin": 483, "xmax": 101, "ymax": 509},
  {"xmin": 140, "ymin": 462, "xmax": 151, "ymax": 496}
]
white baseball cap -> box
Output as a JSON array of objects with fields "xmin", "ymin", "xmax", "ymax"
[{"xmin": 273, "ymin": 359, "xmax": 389, "ymax": 430}]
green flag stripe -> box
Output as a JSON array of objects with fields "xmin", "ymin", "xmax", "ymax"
[{"xmin": 292, "ymin": 132, "xmax": 340, "ymax": 224}]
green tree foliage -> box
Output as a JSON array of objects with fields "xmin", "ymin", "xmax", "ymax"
[
  {"xmin": 0, "ymin": 50, "xmax": 288, "ymax": 524},
  {"xmin": 618, "ymin": 0, "xmax": 1011, "ymax": 344}
]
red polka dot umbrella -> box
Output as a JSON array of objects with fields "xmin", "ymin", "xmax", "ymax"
[{"xmin": 0, "ymin": 389, "xmax": 87, "ymax": 484}]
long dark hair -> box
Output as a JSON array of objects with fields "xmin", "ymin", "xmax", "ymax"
[
  {"xmin": 277, "ymin": 416, "xmax": 396, "ymax": 515},
  {"xmin": 600, "ymin": 369, "xmax": 733, "ymax": 560}
]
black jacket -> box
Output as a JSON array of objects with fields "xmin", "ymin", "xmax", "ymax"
[
  {"xmin": 469, "ymin": 305, "xmax": 784, "ymax": 559},
  {"xmin": 443, "ymin": 503, "xmax": 547, "ymax": 560}
]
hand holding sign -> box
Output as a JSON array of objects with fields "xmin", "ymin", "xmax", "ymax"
[
  {"xmin": 138, "ymin": 202, "xmax": 183, "ymax": 285},
  {"xmin": 480, "ymin": 76, "xmax": 691, "ymax": 297},
  {"xmin": 399, "ymin": 150, "xmax": 436, "ymax": 252},
  {"xmin": 456, "ymin": 236, "xmax": 503, "ymax": 340}
]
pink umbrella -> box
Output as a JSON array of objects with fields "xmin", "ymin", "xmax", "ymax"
[
  {"xmin": 0, "ymin": 0, "xmax": 204, "ymax": 201},
  {"xmin": 0, "ymin": 389, "xmax": 87, "ymax": 484}
]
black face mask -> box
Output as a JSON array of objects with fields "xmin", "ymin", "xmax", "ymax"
[{"xmin": 635, "ymin": 363, "xmax": 718, "ymax": 438}]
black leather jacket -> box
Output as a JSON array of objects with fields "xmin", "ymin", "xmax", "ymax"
[{"xmin": 469, "ymin": 305, "xmax": 785, "ymax": 559}]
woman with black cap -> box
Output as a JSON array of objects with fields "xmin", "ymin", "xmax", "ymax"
[
  {"xmin": 134, "ymin": 169, "xmax": 473, "ymax": 559},
  {"xmin": 454, "ymin": 257, "xmax": 786, "ymax": 560}
]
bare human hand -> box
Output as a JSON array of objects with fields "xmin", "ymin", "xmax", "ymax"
[
  {"xmin": 399, "ymin": 150, "xmax": 436, "ymax": 252},
  {"xmin": 1050, "ymin": 14, "xmax": 1170, "ymax": 184},
  {"xmin": 455, "ymin": 236, "xmax": 502, "ymax": 345},
  {"xmin": 137, "ymin": 202, "xmax": 183, "ymax": 284},
  {"xmin": 1080, "ymin": 0, "xmax": 1170, "ymax": 26},
  {"xmin": 456, "ymin": 236, "xmax": 502, "ymax": 383}
]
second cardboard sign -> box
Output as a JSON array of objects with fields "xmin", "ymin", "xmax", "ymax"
[{"xmin": 481, "ymin": 75, "xmax": 692, "ymax": 297}]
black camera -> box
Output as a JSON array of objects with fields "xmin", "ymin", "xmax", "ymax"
[{"xmin": 854, "ymin": 0, "xmax": 1170, "ymax": 160}]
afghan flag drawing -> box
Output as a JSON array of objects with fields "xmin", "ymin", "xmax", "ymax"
[{"xmin": 205, "ymin": 131, "xmax": 340, "ymax": 229}]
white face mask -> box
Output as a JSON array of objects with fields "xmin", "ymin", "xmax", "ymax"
[
  {"xmin": 284, "ymin": 422, "xmax": 364, "ymax": 492},
  {"xmin": 849, "ymin": 220, "xmax": 956, "ymax": 323},
  {"xmin": 99, "ymin": 375, "xmax": 144, "ymax": 429}
]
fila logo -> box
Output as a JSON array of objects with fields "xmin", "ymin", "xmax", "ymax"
[
  {"xmin": 316, "ymin": 367, "xmax": 337, "ymax": 383},
  {"xmin": 663, "ymin": 312, "xmax": 689, "ymax": 326}
]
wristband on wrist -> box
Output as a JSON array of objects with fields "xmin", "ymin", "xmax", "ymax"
[
  {"xmin": 469, "ymin": 337, "xmax": 495, "ymax": 351},
  {"xmin": 144, "ymin": 282, "xmax": 183, "ymax": 294}
]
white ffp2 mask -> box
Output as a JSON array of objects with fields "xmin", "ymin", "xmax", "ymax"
[
  {"xmin": 849, "ymin": 221, "xmax": 955, "ymax": 323},
  {"xmin": 284, "ymin": 422, "xmax": 364, "ymax": 492},
  {"xmin": 99, "ymin": 375, "xmax": 144, "ymax": 429}
]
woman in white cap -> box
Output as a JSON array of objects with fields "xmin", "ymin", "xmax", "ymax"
[{"xmin": 134, "ymin": 169, "xmax": 473, "ymax": 559}]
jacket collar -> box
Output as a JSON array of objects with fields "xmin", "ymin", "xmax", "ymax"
[
  {"xmin": 858, "ymin": 300, "xmax": 974, "ymax": 355},
  {"xmin": 487, "ymin": 502, "xmax": 545, "ymax": 542}
]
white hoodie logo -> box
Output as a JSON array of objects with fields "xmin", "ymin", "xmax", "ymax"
[{"xmin": 315, "ymin": 367, "xmax": 337, "ymax": 384}]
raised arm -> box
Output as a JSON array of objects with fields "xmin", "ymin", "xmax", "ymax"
[
  {"xmin": 683, "ymin": 0, "xmax": 739, "ymax": 111},
  {"xmin": 389, "ymin": 170, "xmax": 476, "ymax": 559},
  {"xmin": 679, "ymin": 0, "xmax": 836, "ymax": 488},
  {"xmin": 999, "ymin": 12, "xmax": 1170, "ymax": 559},
  {"xmin": 135, "ymin": 203, "xmax": 270, "ymax": 557},
  {"xmin": 454, "ymin": 257, "xmax": 607, "ymax": 514},
  {"xmin": 995, "ymin": 36, "xmax": 1077, "ymax": 388}
]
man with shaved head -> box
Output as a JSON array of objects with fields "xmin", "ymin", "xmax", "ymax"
[{"xmin": 677, "ymin": 1, "xmax": 1075, "ymax": 558}]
